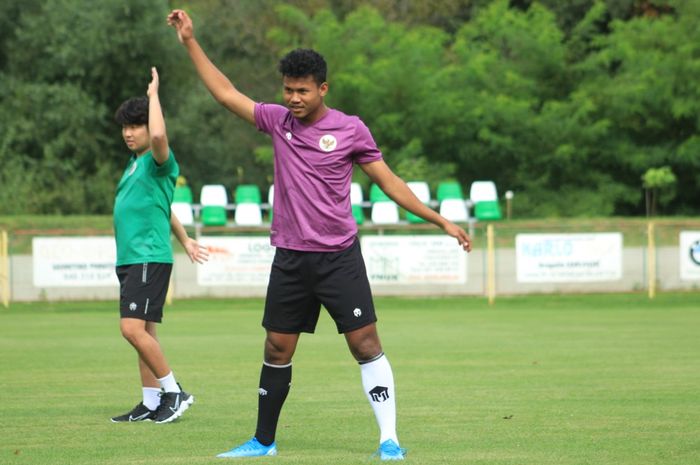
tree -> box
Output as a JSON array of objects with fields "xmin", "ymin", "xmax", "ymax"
[
  {"xmin": 575, "ymin": 0, "xmax": 700, "ymax": 214},
  {"xmin": 0, "ymin": 0, "xmax": 189, "ymax": 213},
  {"xmin": 642, "ymin": 166, "xmax": 677, "ymax": 216},
  {"xmin": 267, "ymin": 5, "xmax": 458, "ymax": 193}
]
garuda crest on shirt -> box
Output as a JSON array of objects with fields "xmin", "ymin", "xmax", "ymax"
[{"xmin": 319, "ymin": 134, "xmax": 337, "ymax": 152}]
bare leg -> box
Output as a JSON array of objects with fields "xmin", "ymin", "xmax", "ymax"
[
  {"xmin": 120, "ymin": 318, "xmax": 171, "ymax": 379},
  {"xmin": 137, "ymin": 321, "xmax": 160, "ymax": 388},
  {"xmin": 344, "ymin": 323, "xmax": 383, "ymax": 361},
  {"xmin": 264, "ymin": 331, "xmax": 300, "ymax": 364}
]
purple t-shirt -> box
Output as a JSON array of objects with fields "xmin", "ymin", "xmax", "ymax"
[{"xmin": 255, "ymin": 103, "xmax": 382, "ymax": 252}]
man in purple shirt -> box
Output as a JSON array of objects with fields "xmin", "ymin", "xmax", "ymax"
[{"xmin": 169, "ymin": 9, "xmax": 471, "ymax": 461}]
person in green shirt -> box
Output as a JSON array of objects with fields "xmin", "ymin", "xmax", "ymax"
[{"xmin": 111, "ymin": 67, "xmax": 207, "ymax": 424}]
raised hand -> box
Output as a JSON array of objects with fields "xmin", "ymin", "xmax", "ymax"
[
  {"xmin": 167, "ymin": 9, "xmax": 194, "ymax": 44},
  {"xmin": 147, "ymin": 66, "xmax": 159, "ymax": 97}
]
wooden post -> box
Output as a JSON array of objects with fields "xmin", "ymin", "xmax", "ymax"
[
  {"xmin": 647, "ymin": 221, "xmax": 656, "ymax": 299},
  {"xmin": 1, "ymin": 230, "xmax": 9, "ymax": 308},
  {"xmin": 487, "ymin": 224, "xmax": 496, "ymax": 305}
]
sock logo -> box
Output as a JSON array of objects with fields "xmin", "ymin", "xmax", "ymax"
[
  {"xmin": 258, "ymin": 388, "xmax": 268, "ymax": 396},
  {"xmin": 369, "ymin": 385, "xmax": 389, "ymax": 402}
]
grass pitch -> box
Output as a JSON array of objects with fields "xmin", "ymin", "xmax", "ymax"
[{"xmin": 1, "ymin": 294, "xmax": 699, "ymax": 465}]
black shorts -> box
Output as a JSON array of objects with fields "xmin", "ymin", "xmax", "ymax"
[
  {"xmin": 116, "ymin": 263, "xmax": 172, "ymax": 323},
  {"xmin": 263, "ymin": 239, "xmax": 377, "ymax": 334}
]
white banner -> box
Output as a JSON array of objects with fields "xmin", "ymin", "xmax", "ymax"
[
  {"xmin": 197, "ymin": 237, "xmax": 275, "ymax": 286},
  {"xmin": 516, "ymin": 233, "xmax": 622, "ymax": 283},
  {"xmin": 33, "ymin": 237, "xmax": 117, "ymax": 287},
  {"xmin": 361, "ymin": 235, "xmax": 467, "ymax": 284},
  {"xmin": 679, "ymin": 231, "xmax": 700, "ymax": 281}
]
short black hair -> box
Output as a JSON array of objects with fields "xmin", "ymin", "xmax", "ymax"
[
  {"xmin": 114, "ymin": 96, "xmax": 149, "ymax": 126},
  {"xmin": 278, "ymin": 48, "xmax": 327, "ymax": 86}
]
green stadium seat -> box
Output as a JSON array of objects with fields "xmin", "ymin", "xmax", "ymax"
[
  {"xmin": 437, "ymin": 181, "xmax": 464, "ymax": 201},
  {"xmin": 470, "ymin": 181, "xmax": 501, "ymax": 221},
  {"xmin": 234, "ymin": 184, "xmax": 262, "ymax": 225},
  {"xmin": 370, "ymin": 183, "xmax": 391, "ymax": 202},
  {"xmin": 235, "ymin": 184, "xmax": 262, "ymax": 204},
  {"xmin": 370, "ymin": 184, "xmax": 399, "ymax": 224},
  {"xmin": 200, "ymin": 184, "xmax": 228, "ymax": 226},
  {"xmin": 350, "ymin": 183, "xmax": 364, "ymax": 225},
  {"xmin": 475, "ymin": 200, "xmax": 502, "ymax": 220},
  {"xmin": 352, "ymin": 204, "xmax": 365, "ymax": 225},
  {"xmin": 267, "ymin": 185, "xmax": 274, "ymax": 222},
  {"xmin": 201, "ymin": 206, "xmax": 227, "ymax": 226},
  {"xmin": 406, "ymin": 181, "xmax": 430, "ymax": 223},
  {"xmin": 173, "ymin": 185, "xmax": 193, "ymax": 203}
]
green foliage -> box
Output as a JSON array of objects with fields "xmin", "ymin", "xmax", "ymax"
[
  {"xmin": 0, "ymin": 0, "xmax": 186, "ymax": 214},
  {"xmin": 0, "ymin": 77, "xmax": 113, "ymax": 213},
  {"xmin": 642, "ymin": 166, "xmax": 677, "ymax": 189},
  {"xmin": 1, "ymin": 0, "xmax": 699, "ymax": 216},
  {"xmin": 642, "ymin": 166, "xmax": 677, "ymax": 216},
  {"xmin": 387, "ymin": 139, "xmax": 456, "ymax": 191}
]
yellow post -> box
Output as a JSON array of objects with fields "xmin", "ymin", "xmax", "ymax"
[
  {"xmin": 1, "ymin": 230, "xmax": 9, "ymax": 308},
  {"xmin": 647, "ymin": 221, "xmax": 656, "ymax": 299},
  {"xmin": 486, "ymin": 224, "xmax": 496, "ymax": 305}
]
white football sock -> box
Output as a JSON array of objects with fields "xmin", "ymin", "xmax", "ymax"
[
  {"xmin": 142, "ymin": 387, "xmax": 161, "ymax": 410},
  {"xmin": 157, "ymin": 371, "xmax": 181, "ymax": 393},
  {"xmin": 360, "ymin": 353, "xmax": 398, "ymax": 444}
]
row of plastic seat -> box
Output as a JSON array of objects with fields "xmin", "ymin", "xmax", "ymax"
[
  {"xmin": 171, "ymin": 180, "xmax": 501, "ymax": 226},
  {"xmin": 353, "ymin": 180, "xmax": 502, "ymax": 224},
  {"xmin": 172, "ymin": 184, "xmax": 267, "ymax": 226}
]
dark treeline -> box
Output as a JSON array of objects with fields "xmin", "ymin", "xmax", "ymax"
[{"xmin": 1, "ymin": 0, "xmax": 697, "ymax": 217}]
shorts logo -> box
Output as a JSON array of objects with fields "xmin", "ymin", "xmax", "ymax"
[
  {"xmin": 286, "ymin": 132, "xmax": 292, "ymax": 140},
  {"xmin": 319, "ymin": 134, "xmax": 337, "ymax": 152},
  {"xmin": 353, "ymin": 308, "xmax": 362, "ymax": 317},
  {"xmin": 129, "ymin": 302, "xmax": 137, "ymax": 311},
  {"xmin": 258, "ymin": 388, "xmax": 268, "ymax": 396},
  {"xmin": 128, "ymin": 161, "xmax": 138, "ymax": 176},
  {"xmin": 369, "ymin": 385, "xmax": 389, "ymax": 402}
]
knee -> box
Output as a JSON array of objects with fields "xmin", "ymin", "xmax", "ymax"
[
  {"xmin": 264, "ymin": 337, "xmax": 294, "ymax": 365},
  {"xmin": 119, "ymin": 322, "xmax": 145, "ymax": 346},
  {"xmin": 346, "ymin": 325, "xmax": 383, "ymax": 362},
  {"xmin": 351, "ymin": 338, "xmax": 383, "ymax": 362}
]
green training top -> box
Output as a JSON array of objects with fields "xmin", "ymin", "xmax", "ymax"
[{"xmin": 113, "ymin": 149, "xmax": 179, "ymax": 266}]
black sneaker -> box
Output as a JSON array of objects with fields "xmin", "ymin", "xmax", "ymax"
[
  {"xmin": 154, "ymin": 385, "xmax": 194, "ymax": 424},
  {"xmin": 110, "ymin": 402, "xmax": 156, "ymax": 422}
]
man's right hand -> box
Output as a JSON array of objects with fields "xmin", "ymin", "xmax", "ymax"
[{"xmin": 167, "ymin": 9, "xmax": 194, "ymax": 44}]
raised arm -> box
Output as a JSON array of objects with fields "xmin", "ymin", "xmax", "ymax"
[
  {"xmin": 147, "ymin": 67, "xmax": 169, "ymax": 165},
  {"xmin": 167, "ymin": 9, "xmax": 256, "ymax": 125},
  {"xmin": 170, "ymin": 213, "xmax": 209, "ymax": 264},
  {"xmin": 360, "ymin": 160, "xmax": 472, "ymax": 252}
]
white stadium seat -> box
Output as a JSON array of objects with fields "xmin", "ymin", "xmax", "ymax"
[
  {"xmin": 371, "ymin": 202, "xmax": 400, "ymax": 224},
  {"xmin": 439, "ymin": 198, "xmax": 469, "ymax": 222},
  {"xmin": 234, "ymin": 203, "xmax": 263, "ymax": 226},
  {"xmin": 171, "ymin": 202, "xmax": 194, "ymax": 226}
]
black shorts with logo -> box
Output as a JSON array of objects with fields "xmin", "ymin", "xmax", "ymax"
[
  {"xmin": 116, "ymin": 263, "xmax": 172, "ymax": 323},
  {"xmin": 263, "ymin": 239, "xmax": 377, "ymax": 334}
]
